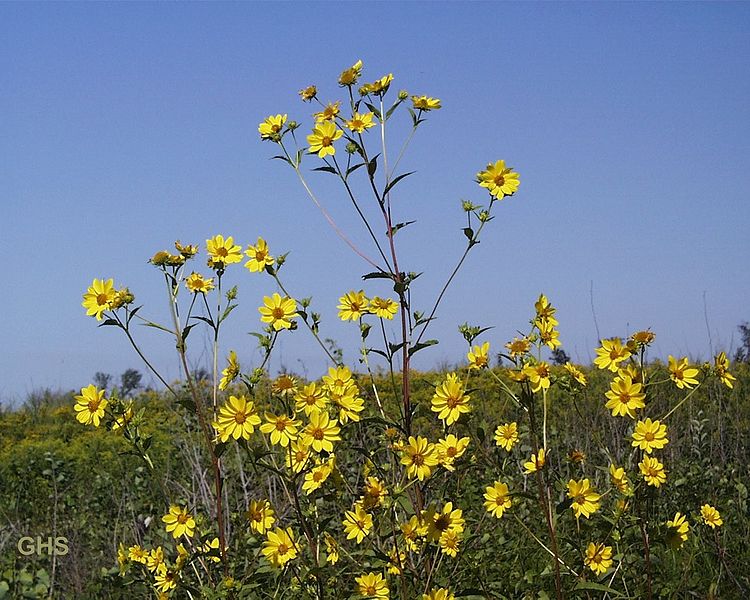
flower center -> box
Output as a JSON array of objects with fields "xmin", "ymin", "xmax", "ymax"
[
  {"xmin": 493, "ymin": 174, "xmax": 505, "ymax": 186},
  {"xmin": 216, "ymin": 247, "xmax": 228, "ymax": 257},
  {"xmin": 644, "ymin": 432, "xmax": 655, "ymax": 441},
  {"xmin": 256, "ymin": 250, "xmax": 266, "ymax": 260},
  {"xmin": 272, "ymin": 307, "xmax": 285, "ymax": 319},
  {"xmin": 271, "ymin": 124, "xmax": 281, "ymax": 133},
  {"xmin": 435, "ymin": 515, "xmax": 450, "ymax": 531},
  {"xmin": 312, "ymin": 427, "xmax": 324, "ymax": 440},
  {"xmin": 87, "ymin": 399, "xmax": 100, "ymax": 412},
  {"xmin": 321, "ymin": 136, "xmax": 333, "ymax": 146},
  {"xmin": 412, "ymin": 453, "xmax": 425, "ymax": 466},
  {"xmin": 234, "ymin": 411, "xmax": 247, "ymax": 424},
  {"xmin": 278, "ymin": 543, "xmax": 289, "ymax": 556},
  {"xmin": 446, "ymin": 396, "xmax": 460, "ymax": 409},
  {"xmin": 275, "ymin": 419, "xmax": 288, "ymax": 431},
  {"xmin": 446, "ymin": 447, "xmax": 457, "ymax": 457},
  {"xmin": 177, "ymin": 514, "xmax": 188, "ymax": 524},
  {"xmin": 366, "ymin": 586, "xmax": 376, "ymax": 595}
]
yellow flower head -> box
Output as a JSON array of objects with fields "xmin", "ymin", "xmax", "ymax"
[
  {"xmin": 174, "ymin": 240, "xmax": 198, "ymax": 258},
  {"xmin": 567, "ymin": 479, "xmax": 601, "ymax": 519},
  {"xmin": 338, "ymin": 290, "xmax": 370, "ymax": 321},
  {"xmin": 476, "ymin": 160, "xmax": 520, "ymax": 199},
  {"xmin": 431, "ymin": 373, "xmax": 471, "ymax": 425},
  {"xmin": 355, "ymin": 572, "xmax": 389, "ymax": 598},
  {"xmin": 630, "ymin": 329, "xmax": 656, "ymax": 347},
  {"xmin": 604, "ymin": 376, "xmax": 646, "ymax": 418},
  {"xmin": 386, "ymin": 548, "xmax": 406, "ymax": 574},
  {"xmin": 665, "ymin": 512, "xmax": 689, "ymax": 549},
  {"xmin": 286, "ymin": 439, "xmax": 312, "ymax": 474},
  {"xmin": 411, "ymin": 95, "xmax": 442, "ymax": 111},
  {"xmin": 294, "ymin": 382, "xmax": 328, "ymax": 415},
  {"xmin": 346, "ymin": 111, "xmax": 376, "ymax": 133},
  {"xmin": 422, "ymin": 589, "xmax": 455, "ymax": 600},
  {"xmin": 700, "ymin": 504, "xmax": 723, "ymax": 528},
  {"xmin": 324, "ymin": 532, "xmax": 339, "ymax": 565},
  {"xmin": 200, "ymin": 537, "xmax": 222, "ymax": 563},
  {"xmin": 594, "ymin": 338, "xmax": 631, "ymax": 372},
  {"xmin": 564, "ymin": 363, "xmax": 587, "ymax": 386},
  {"xmin": 74, "ymin": 384, "xmax": 108, "ymax": 427},
  {"xmin": 314, "ymin": 101, "xmax": 341, "ymax": 122},
  {"xmin": 631, "ymin": 418, "xmax": 668, "ymax": 454},
  {"xmin": 494, "ymin": 422, "xmax": 519, "ymax": 452},
  {"xmin": 505, "ymin": 337, "xmax": 531, "ymax": 357},
  {"xmin": 307, "ymin": 121, "xmax": 343, "ymax": 158},
  {"xmin": 524, "ymin": 448, "xmax": 546, "ymax": 474},
  {"xmin": 369, "ymin": 296, "xmax": 398, "ymax": 319},
  {"xmin": 154, "ymin": 564, "xmax": 177, "ymax": 593},
  {"xmin": 338, "ymin": 59, "xmax": 363, "ymax": 87},
  {"xmin": 639, "ymin": 455, "xmax": 667, "ymax": 488},
  {"xmin": 206, "ymin": 235, "xmax": 242, "ymax": 270},
  {"xmin": 436, "ymin": 435, "xmax": 470, "ymax": 471},
  {"xmin": 584, "ymin": 542, "xmax": 613, "ymax": 576},
  {"xmin": 272, "ymin": 373, "xmax": 298, "ymax": 397},
  {"xmin": 522, "ymin": 362, "xmax": 551, "ymax": 393},
  {"xmin": 713, "ymin": 352, "xmax": 736, "ymax": 388},
  {"xmin": 364, "ymin": 73, "xmax": 394, "ymax": 96},
  {"xmin": 299, "ymin": 85, "xmax": 317, "ymax": 102},
  {"xmin": 302, "ymin": 458, "xmax": 334, "ymax": 495},
  {"xmin": 162, "ymin": 505, "xmax": 195, "ymax": 539},
  {"xmin": 214, "ymin": 395, "xmax": 261, "ymax": 442},
  {"xmin": 259, "ymin": 114, "xmax": 287, "ymax": 140},
  {"xmin": 323, "ymin": 365, "xmax": 353, "ymax": 391},
  {"xmin": 609, "ymin": 464, "xmax": 631, "ymax": 494},
  {"xmin": 247, "ymin": 499, "xmax": 275, "ymax": 535},
  {"xmin": 260, "ymin": 413, "xmax": 300, "ymax": 447},
  {"xmin": 668, "ymin": 355, "xmax": 700, "ymax": 389},
  {"xmin": 537, "ymin": 320, "xmax": 561, "ymax": 350},
  {"xmin": 185, "ymin": 272, "xmax": 215, "ymax": 294},
  {"xmin": 401, "ymin": 436, "xmax": 439, "ymax": 481},
  {"xmin": 343, "ymin": 504, "xmax": 373, "ymax": 544},
  {"xmin": 302, "ymin": 410, "xmax": 341, "ymax": 453},
  {"xmin": 259, "ymin": 293, "xmax": 298, "ymax": 331},
  {"xmin": 262, "ymin": 527, "xmax": 298, "ymax": 568},
  {"xmin": 427, "ymin": 502, "xmax": 465, "ymax": 542},
  {"xmin": 128, "ymin": 544, "xmax": 148, "ymax": 564},
  {"xmin": 218, "ymin": 350, "xmax": 240, "ymax": 390},
  {"xmin": 484, "ymin": 481, "xmax": 512, "ymax": 518},
  {"xmin": 244, "ymin": 237, "xmax": 274, "ymax": 273},
  {"xmin": 82, "ymin": 278, "xmax": 116, "ymax": 321},
  {"xmin": 361, "ymin": 476, "xmax": 389, "ymax": 510},
  {"xmin": 467, "ymin": 342, "xmax": 490, "ymax": 369}
]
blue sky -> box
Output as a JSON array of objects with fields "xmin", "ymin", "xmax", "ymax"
[{"xmin": 2, "ymin": 2, "xmax": 749, "ymax": 404}]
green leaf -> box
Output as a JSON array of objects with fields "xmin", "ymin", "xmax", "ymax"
[
  {"xmin": 388, "ymin": 220, "xmax": 416, "ymax": 236},
  {"xmin": 181, "ymin": 324, "xmax": 195, "ymax": 342},
  {"xmin": 346, "ymin": 162, "xmax": 366, "ymax": 177},
  {"xmin": 385, "ymin": 100, "xmax": 402, "ymax": 120},
  {"xmin": 312, "ymin": 165, "xmax": 336, "ymax": 174},
  {"xmin": 367, "ymin": 153, "xmax": 380, "ymax": 177},
  {"xmin": 126, "ymin": 305, "xmax": 143, "ymax": 326},
  {"xmin": 218, "ymin": 303, "xmax": 238, "ymax": 325},
  {"xmin": 362, "ymin": 271, "xmax": 393, "ymax": 281},
  {"xmin": 384, "ymin": 171, "xmax": 415, "ymax": 196},
  {"xmin": 97, "ymin": 318, "xmax": 119, "ymax": 328},
  {"xmin": 463, "ymin": 227, "xmax": 474, "ymax": 241},
  {"xmin": 409, "ymin": 339, "xmax": 438, "ymax": 357},
  {"xmin": 364, "ymin": 102, "xmax": 381, "ymax": 119},
  {"xmin": 142, "ymin": 320, "xmax": 175, "ymax": 335}
]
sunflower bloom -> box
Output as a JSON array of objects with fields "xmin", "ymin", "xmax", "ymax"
[
  {"xmin": 82, "ymin": 278, "xmax": 116, "ymax": 320},
  {"xmin": 361, "ymin": 476, "xmax": 389, "ymax": 510},
  {"xmin": 247, "ymin": 500, "xmax": 275, "ymax": 534},
  {"xmin": 286, "ymin": 439, "xmax": 312, "ymax": 473},
  {"xmin": 668, "ymin": 355, "xmax": 700, "ymax": 389},
  {"xmin": 422, "ymin": 589, "xmax": 455, "ymax": 600},
  {"xmin": 467, "ymin": 342, "xmax": 490, "ymax": 369},
  {"xmin": 154, "ymin": 564, "xmax": 177, "ymax": 593},
  {"xmin": 262, "ymin": 527, "xmax": 298, "ymax": 567},
  {"xmin": 436, "ymin": 435, "xmax": 470, "ymax": 471},
  {"xmin": 567, "ymin": 479, "xmax": 601, "ymax": 519},
  {"xmin": 302, "ymin": 458, "xmax": 334, "ymax": 495},
  {"xmin": 594, "ymin": 338, "xmax": 631, "ymax": 372},
  {"xmin": 259, "ymin": 293, "xmax": 298, "ymax": 330},
  {"xmin": 713, "ymin": 352, "xmax": 736, "ymax": 388},
  {"xmin": 162, "ymin": 506, "xmax": 195, "ymax": 539},
  {"xmin": 338, "ymin": 290, "xmax": 370, "ymax": 321},
  {"xmin": 346, "ymin": 111, "xmax": 376, "ymax": 133},
  {"xmin": 701, "ymin": 504, "xmax": 723, "ymax": 528},
  {"xmin": 307, "ymin": 121, "xmax": 343, "ymax": 158},
  {"xmin": 523, "ymin": 362, "xmax": 552, "ymax": 393},
  {"xmin": 272, "ymin": 373, "xmax": 297, "ymax": 397},
  {"xmin": 244, "ymin": 237, "xmax": 274, "ymax": 273},
  {"xmin": 524, "ymin": 448, "xmax": 546, "ymax": 474},
  {"xmin": 484, "ymin": 481, "xmax": 512, "ymax": 518},
  {"xmin": 439, "ymin": 529, "xmax": 461, "ymax": 557},
  {"xmin": 339, "ymin": 60, "xmax": 363, "ymax": 86},
  {"xmin": 206, "ymin": 235, "xmax": 242, "ymax": 270},
  {"xmin": 74, "ymin": 384, "xmax": 108, "ymax": 427},
  {"xmin": 476, "ymin": 160, "xmax": 520, "ymax": 199},
  {"xmin": 324, "ymin": 532, "xmax": 339, "ymax": 564},
  {"xmin": 564, "ymin": 363, "xmax": 587, "ymax": 386},
  {"xmin": 259, "ymin": 114, "xmax": 287, "ymax": 140},
  {"xmin": 666, "ymin": 512, "xmax": 689, "ymax": 549},
  {"xmin": 369, "ymin": 296, "xmax": 398, "ymax": 319},
  {"xmin": 505, "ymin": 337, "xmax": 531, "ymax": 357},
  {"xmin": 302, "ymin": 410, "xmax": 341, "ymax": 453},
  {"xmin": 631, "ymin": 418, "xmax": 668, "ymax": 454},
  {"xmin": 431, "ymin": 373, "xmax": 471, "ymax": 425},
  {"xmin": 214, "ymin": 395, "xmax": 261, "ymax": 442},
  {"xmin": 299, "ymin": 85, "xmax": 317, "ymax": 102},
  {"xmin": 128, "ymin": 544, "xmax": 148, "ymax": 564},
  {"xmin": 356, "ymin": 572, "xmax": 389, "ymax": 598},
  {"xmin": 323, "ymin": 365, "xmax": 353, "ymax": 391},
  {"xmin": 401, "ymin": 436, "xmax": 439, "ymax": 481},
  {"xmin": 604, "ymin": 376, "xmax": 646, "ymax": 418},
  {"xmin": 584, "ymin": 543, "xmax": 613, "ymax": 576},
  {"xmin": 218, "ymin": 350, "xmax": 239, "ymax": 390},
  {"xmin": 494, "ymin": 422, "xmax": 519, "ymax": 451},
  {"xmin": 639, "ymin": 456, "xmax": 667, "ymax": 487},
  {"xmin": 185, "ymin": 272, "xmax": 215, "ymax": 294},
  {"xmin": 294, "ymin": 382, "xmax": 328, "ymax": 415},
  {"xmin": 260, "ymin": 413, "xmax": 300, "ymax": 447},
  {"xmin": 343, "ymin": 504, "xmax": 373, "ymax": 544},
  {"xmin": 411, "ymin": 95, "xmax": 441, "ymax": 111},
  {"xmin": 427, "ymin": 502, "xmax": 465, "ymax": 542},
  {"xmin": 609, "ymin": 464, "xmax": 631, "ymax": 494}
]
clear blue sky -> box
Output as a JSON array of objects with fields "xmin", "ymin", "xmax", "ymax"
[{"xmin": 2, "ymin": 2, "xmax": 749, "ymax": 404}]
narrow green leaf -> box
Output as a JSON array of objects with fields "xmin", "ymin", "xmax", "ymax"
[
  {"xmin": 388, "ymin": 220, "xmax": 416, "ymax": 236},
  {"xmin": 408, "ymin": 339, "xmax": 438, "ymax": 357},
  {"xmin": 383, "ymin": 171, "xmax": 415, "ymax": 196},
  {"xmin": 312, "ymin": 165, "xmax": 337, "ymax": 174}
]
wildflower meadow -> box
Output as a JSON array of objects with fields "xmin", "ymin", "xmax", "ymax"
[{"xmin": 2, "ymin": 58, "xmax": 749, "ymax": 600}]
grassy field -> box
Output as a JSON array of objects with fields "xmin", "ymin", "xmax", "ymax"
[{"xmin": 1, "ymin": 363, "xmax": 748, "ymax": 599}]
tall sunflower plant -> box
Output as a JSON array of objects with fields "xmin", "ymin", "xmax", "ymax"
[{"xmin": 76, "ymin": 61, "xmax": 736, "ymax": 600}]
